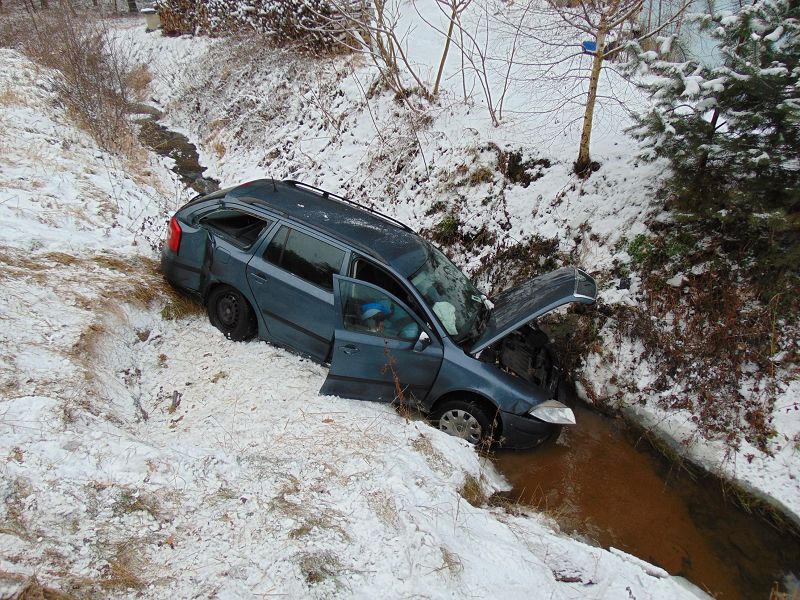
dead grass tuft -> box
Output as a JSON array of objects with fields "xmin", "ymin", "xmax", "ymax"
[
  {"xmin": 99, "ymin": 543, "xmax": 146, "ymax": 591},
  {"xmin": 212, "ymin": 139, "xmax": 226, "ymax": 158},
  {"xmin": 438, "ymin": 547, "xmax": 463, "ymax": 576},
  {"xmin": 6, "ymin": 575, "xmax": 75, "ymax": 600},
  {"xmin": 411, "ymin": 434, "xmax": 452, "ymax": 474},
  {"xmin": 366, "ymin": 491, "xmax": 400, "ymax": 530},
  {"xmin": 459, "ymin": 474, "xmax": 487, "ymax": 507},
  {"xmin": 90, "ymin": 254, "xmax": 139, "ymax": 272},
  {"xmin": 0, "ymin": 478, "xmax": 33, "ymax": 540},
  {"xmin": 0, "ymin": 251, "xmax": 49, "ymax": 272},
  {"xmin": 288, "ymin": 514, "xmax": 348, "ymax": 540},
  {"xmin": 0, "ymin": 86, "xmax": 24, "ymax": 107},
  {"xmin": 468, "ymin": 164, "xmax": 494, "ymax": 186},
  {"xmin": 298, "ymin": 551, "xmax": 340, "ymax": 585},
  {"xmin": 70, "ymin": 322, "xmax": 108, "ymax": 363},
  {"xmin": 124, "ymin": 65, "xmax": 152, "ymax": 102},
  {"xmin": 112, "ymin": 488, "xmax": 160, "ymax": 521},
  {"xmin": 43, "ymin": 252, "xmax": 80, "ymax": 267},
  {"xmin": 160, "ymin": 294, "xmax": 204, "ymax": 321}
]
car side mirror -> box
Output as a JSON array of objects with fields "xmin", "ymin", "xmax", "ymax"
[{"xmin": 413, "ymin": 331, "xmax": 431, "ymax": 352}]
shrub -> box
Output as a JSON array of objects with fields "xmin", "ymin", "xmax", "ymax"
[
  {"xmin": 157, "ymin": 0, "xmax": 367, "ymax": 51},
  {"xmin": 20, "ymin": 12, "xmax": 138, "ymax": 154}
]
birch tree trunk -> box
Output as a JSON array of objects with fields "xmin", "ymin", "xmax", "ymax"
[{"xmin": 574, "ymin": 21, "xmax": 607, "ymax": 175}]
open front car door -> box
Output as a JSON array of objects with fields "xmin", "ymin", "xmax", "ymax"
[{"xmin": 320, "ymin": 275, "xmax": 444, "ymax": 405}]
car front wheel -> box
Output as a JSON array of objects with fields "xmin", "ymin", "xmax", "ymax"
[
  {"xmin": 207, "ymin": 285, "xmax": 256, "ymax": 341},
  {"xmin": 431, "ymin": 399, "xmax": 497, "ymax": 447}
]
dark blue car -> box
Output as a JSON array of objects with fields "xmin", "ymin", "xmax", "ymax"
[{"xmin": 161, "ymin": 180, "xmax": 596, "ymax": 449}]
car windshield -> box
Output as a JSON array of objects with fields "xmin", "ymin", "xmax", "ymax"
[{"xmin": 410, "ymin": 246, "xmax": 484, "ymax": 342}]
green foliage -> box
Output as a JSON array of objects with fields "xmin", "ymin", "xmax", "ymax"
[
  {"xmin": 628, "ymin": 0, "xmax": 800, "ymax": 213},
  {"xmin": 627, "ymin": 0, "xmax": 799, "ymax": 317},
  {"xmin": 432, "ymin": 214, "xmax": 461, "ymax": 245},
  {"xmin": 627, "ymin": 234, "xmax": 655, "ymax": 265}
]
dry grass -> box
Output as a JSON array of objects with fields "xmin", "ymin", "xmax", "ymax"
[
  {"xmin": 459, "ymin": 474, "xmax": 487, "ymax": 507},
  {"xmin": 366, "ymin": 491, "xmax": 400, "ymax": 530},
  {"xmin": 160, "ymin": 294, "xmax": 204, "ymax": 321},
  {"xmin": 70, "ymin": 322, "xmax": 109, "ymax": 364},
  {"xmin": 288, "ymin": 514, "xmax": 348, "ymax": 541},
  {"xmin": 4, "ymin": 575, "xmax": 76, "ymax": 600},
  {"xmin": 438, "ymin": 547, "xmax": 463, "ymax": 576},
  {"xmin": 411, "ymin": 434, "xmax": 452, "ymax": 475},
  {"xmin": 298, "ymin": 551, "xmax": 340, "ymax": 585},
  {"xmin": 111, "ymin": 488, "xmax": 161, "ymax": 521},
  {"xmin": 124, "ymin": 64, "xmax": 152, "ymax": 102},
  {"xmin": 98, "ymin": 543, "xmax": 147, "ymax": 591},
  {"xmin": 10, "ymin": 11, "xmax": 146, "ymax": 159},
  {"xmin": 0, "ymin": 85, "xmax": 24, "ymax": 107},
  {"xmin": 212, "ymin": 139, "xmax": 226, "ymax": 158}
]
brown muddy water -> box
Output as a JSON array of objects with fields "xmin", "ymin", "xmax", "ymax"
[
  {"xmin": 136, "ymin": 114, "xmax": 799, "ymax": 600},
  {"xmin": 494, "ymin": 400, "xmax": 800, "ymax": 600}
]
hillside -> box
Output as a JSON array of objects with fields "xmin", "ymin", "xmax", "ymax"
[{"xmin": 0, "ymin": 44, "xmax": 709, "ymax": 599}]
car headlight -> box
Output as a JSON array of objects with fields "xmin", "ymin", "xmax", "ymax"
[{"xmin": 528, "ymin": 400, "xmax": 576, "ymax": 425}]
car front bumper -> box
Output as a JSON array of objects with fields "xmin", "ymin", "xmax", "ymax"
[{"xmin": 498, "ymin": 410, "xmax": 559, "ymax": 450}]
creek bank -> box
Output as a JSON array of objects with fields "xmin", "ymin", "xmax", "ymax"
[
  {"xmin": 130, "ymin": 103, "xmax": 220, "ymax": 195},
  {"xmin": 495, "ymin": 395, "xmax": 800, "ymax": 600},
  {"xmin": 133, "ymin": 110, "xmax": 800, "ymax": 600}
]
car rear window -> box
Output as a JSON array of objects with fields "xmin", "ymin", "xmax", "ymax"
[
  {"xmin": 200, "ymin": 209, "xmax": 272, "ymax": 249},
  {"xmin": 265, "ymin": 226, "xmax": 345, "ymax": 291}
]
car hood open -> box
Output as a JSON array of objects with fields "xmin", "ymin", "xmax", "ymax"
[{"xmin": 468, "ymin": 267, "xmax": 597, "ymax": 355}]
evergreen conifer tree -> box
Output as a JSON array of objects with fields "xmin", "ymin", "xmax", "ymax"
[{"xmin": 628, "ymin": 0, "xmax": 799, "ymax": 212}]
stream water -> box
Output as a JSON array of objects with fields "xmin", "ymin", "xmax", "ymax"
[
  {"xmin": 495, "ymin": 399, "xmax": 800, "ymax": 600},
  {"xmin": 137, "ymin": 115, "xmax": 800, "ymax": 600},
  {"xmin": 134, "ymin": 108, "xmax": 220, "ymax": 195}
]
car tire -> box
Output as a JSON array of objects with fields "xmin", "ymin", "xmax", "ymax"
[
  {"xmin": 431, "ymin": 399, "xmax": 497, "ymax": 447},
  {"xmin": 207, "ymin": 285, "xmax": 256, "ymax": 341}
]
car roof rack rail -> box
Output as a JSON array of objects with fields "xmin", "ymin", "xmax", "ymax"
[{"xmin": 283, "ymin": 180, "xmax": 414, "ymax": 233}]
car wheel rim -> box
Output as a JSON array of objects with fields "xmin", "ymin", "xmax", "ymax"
[
  {"xmin": 439, "ymin": 409, "xmax": 482, "ymax": 444},
  {"xmin": 217, "ymin": 293, "xmax": 240, "ymax": 328}
]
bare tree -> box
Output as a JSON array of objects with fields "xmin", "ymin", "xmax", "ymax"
[
  {"xmin": 433, "ymin": 0, "xmax": 472, "ymax": 96},
  {"xmin": 546, "ymin": 0, "xmax": 691, "ymax": 175},
  {"xmin": 302, "ymin": 0, "xmax": 432, "ymax": 101}
]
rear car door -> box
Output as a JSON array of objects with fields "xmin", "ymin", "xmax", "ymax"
[
  {"xmin": 320, "ymin": 275, "xmax": 444, "ymax": 405},
  {"xmin": 199, "ymin": 208, "xmax": 274, "ymax": 294},
  {"xmin": 246, "ymin": 225, "xmax": 348, "ymax": 362}
]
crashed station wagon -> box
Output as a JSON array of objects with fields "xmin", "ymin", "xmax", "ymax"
[{"xmin": 161, "ymin": 180, "xmax": 597, "ymax": 449}]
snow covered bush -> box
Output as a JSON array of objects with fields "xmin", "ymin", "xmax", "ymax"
[{"xmin": 156, "ymin": 0, "xmax": 367, "ymax": 50}]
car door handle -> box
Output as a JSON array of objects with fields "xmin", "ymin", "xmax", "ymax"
[
  {"xmin": 342, "ymin": 344, "xmax": 359, "ymax": 355},
  {"xmin": 251, "ymin": 270, "xmax": 268, "ymax": 282}
]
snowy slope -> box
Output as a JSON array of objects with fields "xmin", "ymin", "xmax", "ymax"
[
  {"xmin": 115, "ymin": 0, "xmax": 800, "ymax": 531},
  {"xmin": 0, "ymin": 48, "xmax": 706, "ymax": 599}
]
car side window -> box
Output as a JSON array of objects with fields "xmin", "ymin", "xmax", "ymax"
[
  {"xmin": 265, "ymin": 225, "xmax": 345, "ymax": 291},
  {"xmin": 340, "ymin": 280, "xmax": 420, "ymax": 342},
  {"xmin": 199, "ymin": 209, "xmax": 272, "ymax": 249},
  {"xmin": 351, "ymin": 258, "xmax": 431, "ymax": 328}
]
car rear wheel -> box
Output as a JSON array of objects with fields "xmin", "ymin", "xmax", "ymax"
[
  {"xmin": 207, "ymin": 285, "xmax": 256, "ymax": 341},
  {"xmin": 431, "ymin": 399, "xmax": 497, "ymax": 447}
]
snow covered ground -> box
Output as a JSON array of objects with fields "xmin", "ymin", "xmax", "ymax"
[
  {"xmin": 115, "ymin": 0, "xmax": 800, "ymax": 532},
  {"xmin": 0, "ymin": 47, "xmax": 709, "ymax": 598}
]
